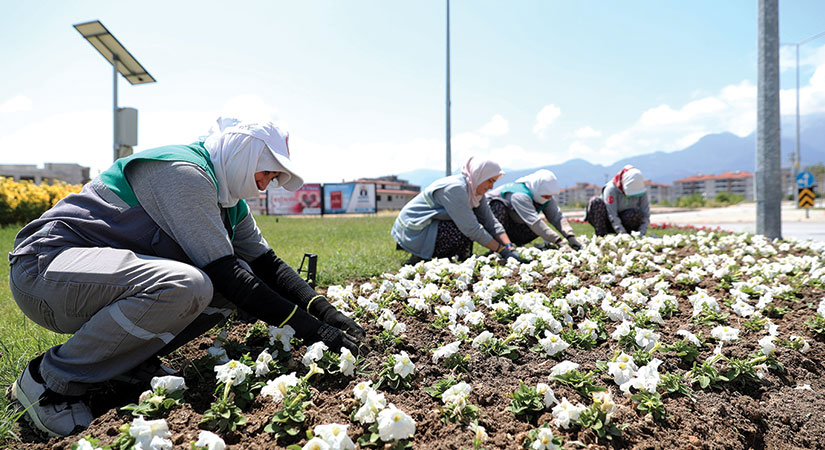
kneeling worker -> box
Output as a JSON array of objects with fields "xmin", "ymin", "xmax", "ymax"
[{"xmin": 487, "ymin": 169, "xmax": 582, "ymax": 250}]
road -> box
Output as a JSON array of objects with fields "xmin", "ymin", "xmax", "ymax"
[{"xmin": 566, "ymin": 202, "xmax": 825, "ymax": 242}]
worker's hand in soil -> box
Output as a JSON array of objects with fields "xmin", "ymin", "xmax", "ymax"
[
  {"xmin": 309, "ymin": 296, "xmax": 366, "ymax": 341},
  {"xmin": 567, "ymin": 236, "xmax": 583, "ymax": 251}
]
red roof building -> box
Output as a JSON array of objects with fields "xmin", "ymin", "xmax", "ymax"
[{"xmin": 673, "ymin": 170, "xmax": 753, "ymax": 200}]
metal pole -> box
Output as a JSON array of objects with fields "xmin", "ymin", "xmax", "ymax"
[
  {"xmin": 113, "ymin": 54, "xmax": 119, "ymax": 162},
  {"xmin": 756, "ymin": 0, "xmax": 782, "ymax": 240},
  {"xmin": 445, "ymin": 0, "xmax": 452, "ymax": 176},
  {"xmin": 795, "ymin": 44, "xmax": 800, "ymax": 206}
]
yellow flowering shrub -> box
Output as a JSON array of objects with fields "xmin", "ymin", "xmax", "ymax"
[{"xmin": 0, "ymin": 177, "xmax": 83, "ymax": 225}]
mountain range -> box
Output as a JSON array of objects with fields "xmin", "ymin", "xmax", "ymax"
[{"xmin": 396, "ymin": 113, "xmax": 825, "ymax": 189}]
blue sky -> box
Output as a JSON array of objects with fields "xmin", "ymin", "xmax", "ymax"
[{"xmin": 2, "ymin": 1, "xmax": 825, "ymax": 184}]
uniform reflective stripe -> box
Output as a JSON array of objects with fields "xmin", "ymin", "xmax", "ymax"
[
  {"xmin": 202, "ymin": 306, "xmax": 232, "ymax": 317},
  {"xmin": 109, "ymin": 303, "xmax": 175, "ymax": 344},
  {"xmin": 278, "ymin": 305, "xmax": 298, "ymax": 328}
]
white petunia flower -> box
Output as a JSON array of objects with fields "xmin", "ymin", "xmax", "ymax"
[
  {"xmin": 393, "ymin": 351, "xmax": 415, "ymax": 378},
  {"xmin": 302, "ymin": 437, "xmax": 331, "ymax": 450},
  {"xmin": 512, "ymin": 313, "xmax": 538, "ymax": 335},
  {"xmin": 608, "ymin": 358, "xmax": 637, "ymax": 391},
  {"xmin": 549, "ymin": 360, "xmax": 579, "ymax": 377},
  {"xmin": 352, "ymin": 381, "xmax": 374, "ymax": 403},
  {"xmin": 611, "ymin": 321, "xmax": 633, "ymax": 341},
  {"xmin": 376, "ymin": 404, "xmax": 416, "ymax": 441},
  {"xmin": 710, "ymin": 326, "xmax": 740, "ymax": 342},
  {"xmin": 254, "ymin": 349, "xmax": 273, "ymax": 377},
  {"xmin": 790, "ymin": 335, "xmax": 810, "ymax": 353},
  {"xmin": 129, "ymin": 417, "xmax": 172, "ymax": 450},
  {"xmin": 432, "ymin": 341, "xmax": 461, "ymax": 363},
  {"xmin": 536, "ymin": 383, "xmax": 559, "ymax": 408},
  {"xmin": 149, "ymin": 376, "xmax": 186, "ymax": 394},
  {"xmin": 339, "ymin": 348, "xmax": 356, "ymax": 377},
  {"xmin": 592, "ymin": 391, "xmax": 618, "ymax": 417},
  {"xmin": 268, "ymin": 325, "xmax": 296, "ymax": 352},
  {"xmin": 551, "ymin": 398, "xmax": 585, "ymax": 429},
  {"xmin": 624, "ymin": 358, "xmax": 663, "ymax": 394},
  {"xmin": 531, "ymin": 427, "xmax": 559, "ymax": 450},
  {"xmin": 577, "ymin": 319, "xmax": 599, "ymax": 339},
  {"xmin": 214, "ymin": 360, "xmax": 253, "ymax": 386},
  {"xmin": 261, "ymin": 372, "xmax": 299, "ymax": 402},
  {"xmin": 759, "ymin": 335, "xmax": 776, "ymax": 356},
  {"xmin": 194, "ymin": 430, "xmax": 226, "ymax": 450},
  {"xmin": 302, "ymin": 341, "xmax": 329, "ymax": 367},
  {"xmin": 313, "ymin": 423, "xmax": 356, "ymax": 450},
  {"xmin": 676, "ymin": 330, "xmax": 701, "ymax": 347},
  {"xmin": 538, "ymin": 331, "xmax": 569, "ymax": 357},
  {"xmin": 471, "ymin": 330, "xmax": 494, "ymax": 348},
  {"xmin": 75, "ymin": 438, "xmax": 103, "ymax": 450},
  {"xmin": 469, "ymin": 421, "xmax": 488, "ymax": 443},
  {"xmin": 354, "ymin": 390, "xmax": 387, "ymax": 424},
  {"xmin": 817, "ymin": 298, "xmax": 825, "ymax": 316},
  {"xmin": 634, "ymin": 327, "xmax": 660, "ymax": 352},
  {"xmin": 463, "ymin": 311, "xmax": 485, "ymax": 326}
]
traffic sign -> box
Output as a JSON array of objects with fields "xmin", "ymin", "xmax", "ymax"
[
  {"xmin": 798, "ymin": 187, "xmax": 815, "ymax": 208},
  {"xmin": 796, "ymin": 171, "xmax": 815, "ymax": 188}
]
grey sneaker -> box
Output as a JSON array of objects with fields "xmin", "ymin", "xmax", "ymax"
[
  {"xmin": 9, "ymin": 355, "xmax": 92, "ymax": 437},
  {"xmin": 111, "ymin": 356, "xmax": 177, "ymax": 387}
]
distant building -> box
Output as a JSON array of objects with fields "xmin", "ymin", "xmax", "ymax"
[
  {"xmin": 354, "ymin": 176, "xmax": 420, "ymax": 211},
  {"xmin": 673, "ymin": 171, "xmax": 754, "ymax": 200},
  {"xmin": 0, "ymin": 163, "xmax": 90, "ymax": 185},
  {"xmin": 559, "ymin": 182, "xmax": 600, "ymax": 206},
  {"xmin": 644, "ymin": 181, "xmax": 674, "ymax": 204}
]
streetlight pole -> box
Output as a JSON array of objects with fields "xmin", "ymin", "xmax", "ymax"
[
  {"xmin": 445, "ymin": 0, "xmax": 452, "ymax": 176},
  {"xmin": 783, "ymin": 30, "xmax": 825, "ymax": 198}
]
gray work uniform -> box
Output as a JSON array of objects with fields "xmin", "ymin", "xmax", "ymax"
[
  {"xmin": 602, "ymin": 181, "xmax": 650, "ymax": 235},
  {"xmin": 8, "ymin": 158, "xmax": 267, "ymax": 396},
  {"xmin": 391, "ymin": 175, "xmax": 504, "ymax": 259},
  {"xmin": 487, "ymin": 187, "xmax": 575, "ymax": 246}
]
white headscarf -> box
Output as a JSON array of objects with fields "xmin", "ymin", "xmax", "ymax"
[
  {"xmin": 203, "ymin": 117, "xmax": 303, "ymax": 208},
  {"xmin": 516, "ymin": 169, "xmax": 560, "ymax": 204},
  {"xmin": 462, "ymin": 156, "xmax": 504, "ymax": 208}
]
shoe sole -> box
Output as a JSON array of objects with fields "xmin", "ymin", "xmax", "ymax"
[{"xmin": 8, "ymin": 380, "xmax": 60, "ymax": 438}]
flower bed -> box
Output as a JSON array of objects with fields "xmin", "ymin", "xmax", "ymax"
[{"xmin": 9, "ymin": 232, "xmax": 825, "ymax": 449}]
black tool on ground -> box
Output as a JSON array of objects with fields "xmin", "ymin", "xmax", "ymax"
[{"xmin": 298, "ymin": 253, "xmax": 318, "ymax": 287}]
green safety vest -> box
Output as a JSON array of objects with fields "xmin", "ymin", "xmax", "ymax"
[
  {"xmin": 99, "ymin": 142, "xmax": 249, "ymax": 237},
  {"xmin": 498, "ymin": 182, "xmax": 550, "ymax": 212}
]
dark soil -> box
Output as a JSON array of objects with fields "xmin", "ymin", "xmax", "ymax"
[{"xmin": 6, "ymin": 235, "xmax": 825, "ymax": 450}]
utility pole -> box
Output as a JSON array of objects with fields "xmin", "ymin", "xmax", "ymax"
[
  {"xmin": 445, "ymin": 0, "xmax": 452, "ymax": 176},
  {"xmin": 755, "ymin": 0, "xmax": 782, "ymax": 240}
]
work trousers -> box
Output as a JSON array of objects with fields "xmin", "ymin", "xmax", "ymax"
[
  {"xmin": 585, "ymin": 197, "xmax": 643, "ymax": 236},
  {"xmin": 9, "ymin": 247, "xmax": 238, "ymax": 396}
]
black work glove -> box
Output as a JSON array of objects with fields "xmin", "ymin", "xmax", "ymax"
[
  {"xmin": 288, "ymin": 308, "xmax": 363, "ymax": 355},
  {"xmin": 499, "ymin": 247, "xmax": 528, "ymax": 264},
  {"xmin": 534, "ymin": 241, "xmax": 559, "ymax": 251},
  {"xmin": 309, "ymin": 296, "xmax": 366, "ymax": 341},
  {"xmin": 203, "ymin": 256, "xmax": 366, "ymax": 355},
  {"xmin": 567, "ymin": 236, "xmax": 583, "ymax": 251}
]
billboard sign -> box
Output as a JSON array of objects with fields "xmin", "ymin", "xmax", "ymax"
[
  {"xmin": 323, "ymin": 183, "xmax": 376, "ymax": 214},
  {"xmin": 267, "ymin": 183, "xmax": 322, "ymax": 215}
]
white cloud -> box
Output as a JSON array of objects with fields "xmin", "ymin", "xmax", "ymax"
[
  {"xmin": 0, "ymin": 95, "xmax": 33, "ymax": 113},
  {"xmin": 592, "ymin": 80, "xmax": 757, "ymax": 163},
  {"xmin": 574, "ymin": 126, "xmax": 602, "ymax": 139},
  {"xmin": 479, "ymin": 114, "xmax": 509, "ymax": 137},
  {"xmin": 532, "ymin": 104, "xmax": 561, "ymax": 137}
]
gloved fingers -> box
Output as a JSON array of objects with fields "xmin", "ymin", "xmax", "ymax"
[
  {"xmin": 343, "ymin": 319, "xmax": 366, "ymax": 341},
  {"xmin": 327, "ymin": 311, "xmax": 366, "ymax": 341}
]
